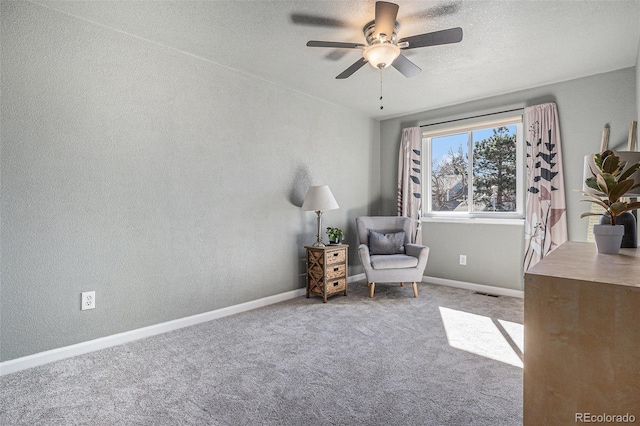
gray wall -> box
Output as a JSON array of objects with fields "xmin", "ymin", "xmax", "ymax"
[
  {"xmin": 1, "ymin": 1, "xmax": 637, "ymax": 363},
  {"xmin": 0, "ymin": 2, "xmax": 379, "ymax": 361},
  {"xmin": 637, "ymin": 39, "xmax": 640, "ymax": 124},
  {"xmin": 380, "ymin": 68, "xmax": 637, "ymax": 291}
]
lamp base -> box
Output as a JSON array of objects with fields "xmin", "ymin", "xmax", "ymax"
[{"xmin": 312, "ymin": 210, "xmax": 326, "ymax": 248}]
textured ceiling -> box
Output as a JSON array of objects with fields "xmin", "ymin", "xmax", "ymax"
[{"xmin": 37, "ymin": 0, "xmax": 640, "ymax": 120}]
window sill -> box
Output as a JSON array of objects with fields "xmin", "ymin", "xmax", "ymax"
[{"xmin": 421, "ymin": 217, "xmax": 525, "ymax": 226}]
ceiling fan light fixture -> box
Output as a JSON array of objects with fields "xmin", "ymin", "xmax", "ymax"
[
  {"xmin": 303, "ymin": 1, "xmax": 463, "ymax": 79},
  {"xmin": 363, "ymin": 43, "xmax": 400, "ymax": 69}
]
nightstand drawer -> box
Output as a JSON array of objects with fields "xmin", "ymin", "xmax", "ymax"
[
  {"xmin": 326, "ymin": 264, "xmax": 346, "ymax": 279},
  {"xmin": 326, "ymin": 278, "xmax": 346, "ymax": 294},
  {"xmin": 326, "ymin": 249, "xmax": 346, "ymax": 265}
]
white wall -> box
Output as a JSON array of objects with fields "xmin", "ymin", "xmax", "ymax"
[
  {"xmin": 380, "ymin": 68, "xmax": 637, "ymax": 290},
  {"xmin": 0, "ymin": 2, "xmax": 379, "ymax": 361}
]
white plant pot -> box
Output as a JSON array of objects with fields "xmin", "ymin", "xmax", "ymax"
[{"xmin": 593, "ymin": 224, "xmax": 625, "ymax": 254}]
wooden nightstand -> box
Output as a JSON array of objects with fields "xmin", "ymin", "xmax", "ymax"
[{"xmin": 305, "ymin": 244, "xmax": 348, "ymax": 303}]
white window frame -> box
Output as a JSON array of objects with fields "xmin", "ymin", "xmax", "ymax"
[{"xmin": 422, "ymin": 113, "xmax": 525, "ymax": 220}]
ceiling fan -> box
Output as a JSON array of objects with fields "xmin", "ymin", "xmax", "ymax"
[{"xmin": 305, "ymin": 1, "xmax": 463, "ymax": 79}]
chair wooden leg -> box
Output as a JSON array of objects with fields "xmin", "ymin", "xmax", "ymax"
[
  {"xmin": 400, "ymin": 282, "xmax": 405, "ymax": 287},
  {"xmin": 366, "ymin": 282, "xmax": 371, "ymax": 288},
  {"xmin": 369, "ymin": 282, "xmax": 375, "ymax": 298},
  {"xmin": 412, "ymin": 282, "xmax": 418, "ymax": 298}
]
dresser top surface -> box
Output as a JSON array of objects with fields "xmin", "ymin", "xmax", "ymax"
[{"xmin": 525, "ymin": 241, "xmax": 640, "ymax": 288}]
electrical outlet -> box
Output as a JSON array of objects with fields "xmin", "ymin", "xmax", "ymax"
[
  {"xmin": 459, "ymin": 255, "xmax": 467, "ymax": 266},
  {"xmin": 81, "ymin": 291, "xmax": 95, "ymax": 310}
]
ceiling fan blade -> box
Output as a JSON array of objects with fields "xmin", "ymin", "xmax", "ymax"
[
  {"xmin": 400, "ymin": 27, "xmax": 463, "ymax": 49},
  {"xmin": 307, "ymin": 40, "xmax": 365, "ymax": 49},
  {"xmin": 336, "ymin": 57, "xmax": 368, "ymax": 79},
  {"xmin": 392, "ymin": 54, "xmax": 421, "ymax": 78},
  {"xmin": 374, "ymin": 1, "xmax": 399, "ymax": 40},
  {"xmin": 291, "ymin": 13, "xmax": 353, "ymax": 28}
]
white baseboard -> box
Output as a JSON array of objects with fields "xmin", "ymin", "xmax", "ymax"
[
  {"xmin": 347, "ymin": 273, "xmax": 366, "ymax": 282},
  {"xmin": 345, "ymin": 272, "xmax": 523, "ymax": 298},
  {"xmin": 0, "ymin": 275, "xmax": 520, "ymax": 376},
  {"xmin": 423, "ymin": 275, "xmax": 524, "ymax": 298},
  {"xmin": 0, "ymin": 287, "xmax": 307, "ymax": 376}
]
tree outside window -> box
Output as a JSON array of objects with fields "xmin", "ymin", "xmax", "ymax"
[
  {"xmin": 425, "ymin": 119, "xmax": 522, "ymax": 218},
  {"xmin": 472, "ymin": 126, "xmax": 517, "ymax": 212}
]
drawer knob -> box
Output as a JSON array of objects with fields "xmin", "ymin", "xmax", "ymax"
[
  {"xmin": 332, "ymin": 281, "xmax": 339, "ymax": 287},
  {"xmin": 333, "ymin": 253, "xmax": 339, "ymax": 257},
  {"xmin": 333, "ymin": 267, "xmax": 339, "ymax": 271}
]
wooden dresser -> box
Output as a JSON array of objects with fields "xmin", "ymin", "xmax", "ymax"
[
  {"xmin": 305, "ymin": 244, "xmax": 348, "ymax": 303},
  {"xmin": 524, "ymin": 241, "xmax": 640, "ymax": 425}
]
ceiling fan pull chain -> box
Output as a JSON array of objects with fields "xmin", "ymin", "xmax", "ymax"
[{"xmin": 379, "ymin": 69, "xmax": 384, "ymax": 110}]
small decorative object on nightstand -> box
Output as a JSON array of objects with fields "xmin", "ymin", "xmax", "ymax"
[
  {"xmin": 305, "ymin": 244, "xmax": 348, "ymax": 303},
  {"xmin": 326, "ymin": 227, "xmax": 344, "ymax": 245}
]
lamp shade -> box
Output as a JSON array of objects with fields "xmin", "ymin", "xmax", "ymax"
[
  {"xmin": 301, "ymin": 185, "xmax": 339, "ymax": 211},
  {"xmin": 583, "ymin": 151, "xmax": 640, "ymax": 196}
]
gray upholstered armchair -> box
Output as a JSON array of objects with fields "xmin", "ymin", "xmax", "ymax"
[{"xmin": 356, "ymin": 216, "xmax": 429, "ymax": 298}]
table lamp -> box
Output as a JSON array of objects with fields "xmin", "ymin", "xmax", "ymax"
[{"xmin": 302, "ymin": 185, "xmax": 339, "ymax": 247}]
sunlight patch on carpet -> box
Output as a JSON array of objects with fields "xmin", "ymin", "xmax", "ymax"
[{"xmin": 439, "ymin": 306, "xmax": 523, "ymax": 368}]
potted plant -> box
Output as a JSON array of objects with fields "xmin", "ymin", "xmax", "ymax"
[
  {"xmin": 581, "ymin": 150, "xmax": 640, "ymax": 253},
  {"xmin": 326, "ymin": 227, "xmax": 345, "ymax": 245}
]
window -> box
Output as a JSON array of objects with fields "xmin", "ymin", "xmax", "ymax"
[{"xmin": 423, "ymin": 114, "xmax": 524, "ymax": 219}]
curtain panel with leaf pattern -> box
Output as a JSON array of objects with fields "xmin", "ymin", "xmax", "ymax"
[
  {"xmin": 397, "ymin": 127, "xmax": 422, "ymax": 244},
  {"xmin": 524, "ymin": 102, "xmax": 568, "ymax": 270}
]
